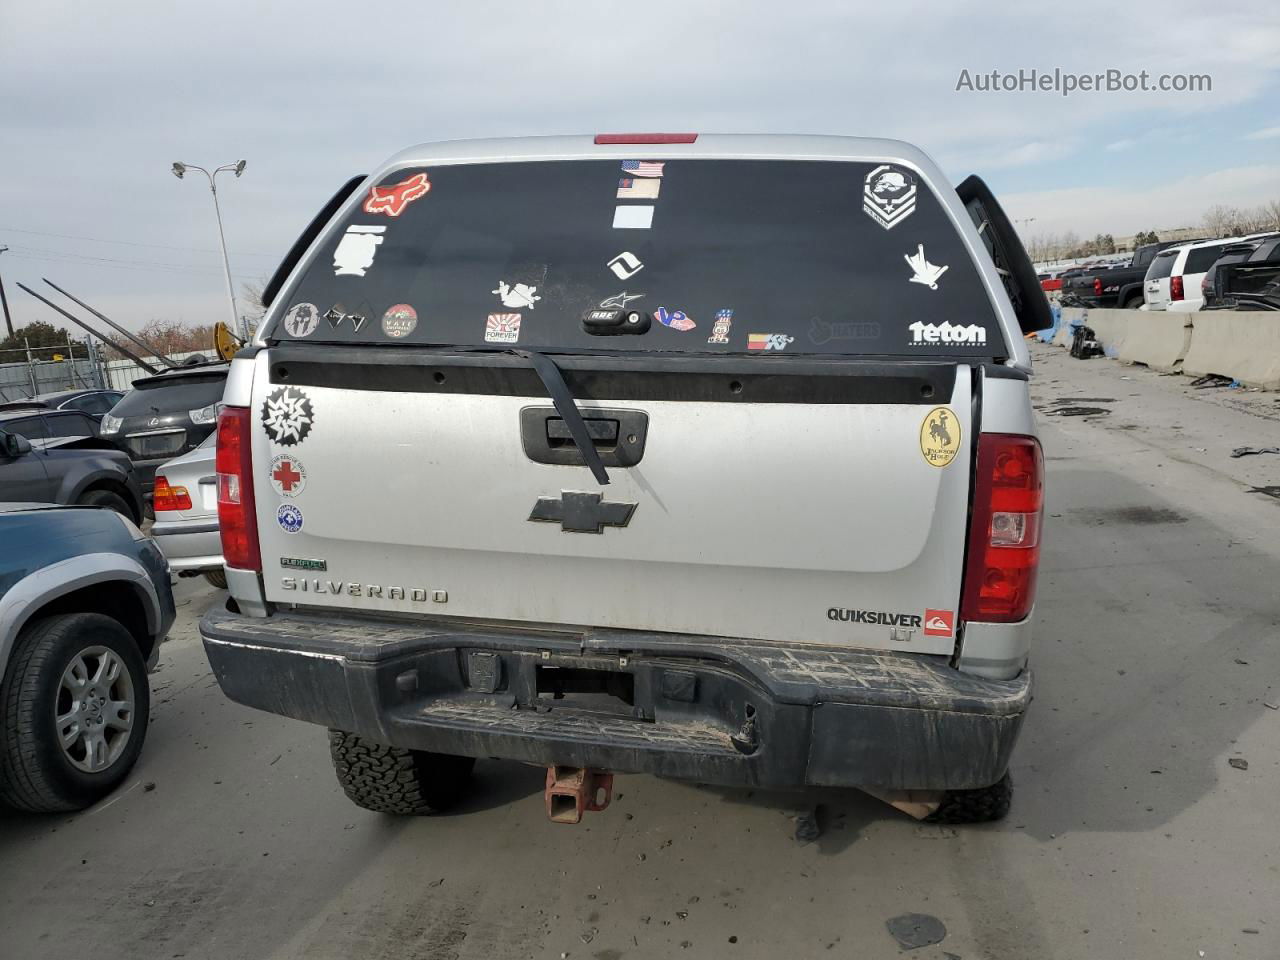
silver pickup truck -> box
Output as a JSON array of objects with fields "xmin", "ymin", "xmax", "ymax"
[{"xmin": 201, "ymin": 135, "xmax": 1050, "ymax": 824}]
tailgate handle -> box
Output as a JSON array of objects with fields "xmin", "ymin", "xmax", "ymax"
[
  {"xmin": 521, "ymin": 406, "xmax": 648, "ymax": 469},
  {"xmin": 546, "ymin": 418, "xmax": 619, "ymax": 445}
]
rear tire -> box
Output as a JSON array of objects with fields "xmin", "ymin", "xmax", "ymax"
[
  {"xmin": 0, "ymin": 613, "xmax": 150, "ymax": 813},
  {"xmin": 76, "ymin": 488, "xmax": 133, "ymax": 521},
  {"xmin": 203, "ymin": 568, "xmax": 228, "ymax": 589},
  {"xmin": 327, "ymin": 730, "xmax": 475, "ymax": 815},
  {"xmin": 925, "ymin": 772, "xmax": 1012, "ymax": 824},
  {"xmin": 1122, "ymin": 293, "xmax": 1144, "ymax": 309}
]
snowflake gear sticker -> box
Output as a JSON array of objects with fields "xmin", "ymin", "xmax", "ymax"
[{"xmin": 261, "ymin": 386, "xmax": 315, "ymax": 447}]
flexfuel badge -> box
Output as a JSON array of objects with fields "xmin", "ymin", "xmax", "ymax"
[{"xmin": 920, "ymin": 406, "xmax": 960, "ymax": 468}]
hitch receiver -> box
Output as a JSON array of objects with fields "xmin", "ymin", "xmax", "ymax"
[{"xmin": 545, "ymin": 765, "xmax": 614, "ymax": 824}]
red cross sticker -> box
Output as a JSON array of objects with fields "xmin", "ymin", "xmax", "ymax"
[{"xmin": 272, "ymin": 459, "xmax": 302, "ymax": 493}]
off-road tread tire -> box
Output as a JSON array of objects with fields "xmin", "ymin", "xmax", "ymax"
[
  {"xmin": 76, "ymin": 488, "xmax": 133, "ymax": 521},
  {"xmin": 925, "ymin": 772, "xmax": 1013, "ymax": 824},
  {"xmin": 327, "ymin": 730, "xmax": 475, "ymax": 815},
  {"xmin": 0, "ymin": 613, "xmax": 149, "ymax": 813},
  {"xmin": 203, "ymin": 568, "xmax": 228, "ymax": 589}
]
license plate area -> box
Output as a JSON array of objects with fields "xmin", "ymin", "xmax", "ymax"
[{"xmin": 536, "ymin": 663, "xmax": 640, "ymax": 720}]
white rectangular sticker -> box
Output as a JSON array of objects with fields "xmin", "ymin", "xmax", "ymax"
[{"xmin": 612, "ymin": 205, "xmax": 654, "ymax": 230}]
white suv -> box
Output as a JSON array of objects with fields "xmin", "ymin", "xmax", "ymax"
[{"xmin": 1145, "ymin": 236, "xmax": 1263, "ymax": 312}]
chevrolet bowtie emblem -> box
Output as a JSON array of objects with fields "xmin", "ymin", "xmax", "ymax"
[{"xmin": 528, "ymin": 491, "xmax": 637, "ymax": 534}]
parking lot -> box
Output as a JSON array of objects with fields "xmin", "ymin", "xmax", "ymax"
[{"xmin": 0, "ymin": 342, "xmax": 1275, "ymax": 960}]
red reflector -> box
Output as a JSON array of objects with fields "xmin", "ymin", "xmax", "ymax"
[
  {"xmin": 216, "ymin": 406, "xmax": 261, "ymax": 572},
  {"xmin": 594, "ymin": 133, "xmax": 698, "ymax": 145},
  {"xmin": 153, "ymin": 475, "xmax": 192, "ymax": 512},
  {"xmin": 1171, "ymin": 275, "xmax": 1184, "ymax": 301},
  {"xmin": 1093, "ymin": 278, "xmax": 1102, "ymax": 296},
  {"xmin": 960, "ymin": 434, "xmax": 1044, "ymax": 624}
]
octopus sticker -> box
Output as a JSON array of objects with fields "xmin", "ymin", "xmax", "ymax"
[
  {"xmin": 920, "ymin": 406, "xmax": 960, "ymax": 468},
  {"xmin": 863, "ymin": 164, "xmax": 917, "ymax": 230}
]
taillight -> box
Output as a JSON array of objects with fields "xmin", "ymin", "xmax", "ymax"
[
  {"xmin": 961, "ymin": 434, "xmax": 1044, "ymax": 623},
  {"xmin": 1171, "ymin": 275, "xmax": 1184, "ymax": 301},
  {"xmin": 593, "ymin": 133, "xmax": 698, "ymax": 144},
  {"xmin": 153, "ymin": 475, "xmax": 192, "ymax": 512},
  {"xmin": 216, "ymin": 406, "xmax": 261, "ymax": 571},
  {"xmin": 1201, "ymin": 275, "xmax": 1211, "ymax": 296},
  {"xmin": 1093, "ymin": 278, "xmax": 1102, "ymax": 296}
]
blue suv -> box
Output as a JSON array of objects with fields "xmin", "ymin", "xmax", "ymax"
[{"xmin": 0, "ymin": 503, "xmax": 174, "ymax": 811}]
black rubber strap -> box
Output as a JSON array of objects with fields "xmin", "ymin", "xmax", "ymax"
[{"xmin": 514, "ymin": 349, "xmax": 610, "ymax": 485}]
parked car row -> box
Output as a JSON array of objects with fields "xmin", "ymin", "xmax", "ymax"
[{"xmin": 1055, "ymin": 231, "xmax": 1280, "ymax": 312}]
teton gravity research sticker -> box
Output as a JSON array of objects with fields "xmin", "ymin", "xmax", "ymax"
[
  {"xmin": 863, "ymin": 164, "xmax": 917, "ymax": 230},
  {"xmin": 282, "ymin": 303, "xmax": 319, "ymax": 338},
  {"xmin": 920, "ymin": 407, "xmax": 960, "ymax": 467},
  {"xmin": 363, "ymin": 173, "xmax": 430, "ymax": 217},
  {"xmin": 262, "ymin": 387, "xmax": 314, "ymax": 446},
  {"xmin": 381, "ymin": 303, "xmax": 418, "ymax": 338}
]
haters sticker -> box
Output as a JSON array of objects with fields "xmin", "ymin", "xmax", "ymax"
[
  {"xmin": 363, "ymin": 172, "xmax": 431, "ymax": 217},
  {"xmin": 920, "ymin": 407, "xmax": 960, "ymax": 468},
  {"xmin": 381, "ymin": 303, "xmax": 418, "ymax": 339},
  {"xmin": 863, "ymin": 164, "xmax": 917, "ymax": 230},
  {"xmin": 261, "ymin": 386, "xmax": 314, "ymax": 447}
]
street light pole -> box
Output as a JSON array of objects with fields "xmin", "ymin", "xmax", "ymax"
[
  {"xmin": 172, "ymin": 160, "xmax": 247, "ymax": 340},
  {"xmin": 0, "ymin": 245, "xmax": 15, "ymax": 338}
]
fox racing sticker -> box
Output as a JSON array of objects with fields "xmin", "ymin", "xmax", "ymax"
[{"xmin": 262, "ymin": 386, "xmax": 314, "ymax": 446}]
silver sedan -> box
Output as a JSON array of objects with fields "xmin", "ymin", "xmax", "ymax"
[{"xmin": 150, "ymin": 433, "xmax": 225, "ymax": 588}]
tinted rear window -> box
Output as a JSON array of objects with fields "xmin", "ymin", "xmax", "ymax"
[
  {"xmin": 1146, "ymin": 252, "xmax": 1177, "ymax": 280},
  {"xmin": 1185, "ymin": 245, "xmax": 1230, "ymax": 274},
  {"xmin": 1, "ymin": 415, "xmax": 48, "ymax": 440},
  {"xmin": 112, "ymin": 377, "xmax": 226, "ymax": 417},
  {"xmin": 271, "ymin": 159, "xmax": 1004, "ymax": 357}
]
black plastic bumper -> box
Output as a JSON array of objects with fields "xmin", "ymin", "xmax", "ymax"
[{"xmin": 200, "ymin": 606, "xmax": 1032, "ymax": 791}]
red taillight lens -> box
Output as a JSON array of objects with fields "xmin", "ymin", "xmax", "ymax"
[
  {"xmin": 1201, "ymin": 276, "xmax": 1211, "ymax": 295},
  {"xmin": 1171, "ymin": 275, "xmax": 1184, "ymax": 301},
  {"xmin": 593, "ymin": 133, "xmax": 698, "ymax": 144},
  {"xmin": 961, "ymin": 434, "xmax": 1044, "ymax": 623},
  {"xmin": 1093, "ymin": 278, "xmax": 1102, "ymax": 296},
  {"xmin": 153, "ymin": 475, "xmax": 192, "ymax": 512},
  {"xmin": 216, "ymin": 406, "xmax": 261, "ymax": 571}
]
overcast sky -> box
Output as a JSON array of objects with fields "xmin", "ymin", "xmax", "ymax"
[{"xmin": 1, "ymin": 0, "xmax": 1277, "ymax": 333}]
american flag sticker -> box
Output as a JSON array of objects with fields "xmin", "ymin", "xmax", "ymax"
[
  {"xmin": 617, "ymin": 177, "xmax": 661, "ymax": 200},
  {"xmin": 621, "ymin": 160, "xmax": 665, "ymax": 178},
  {"xmin": 485, "ymin": 313, "xmax": 521, "ymax": 343}
]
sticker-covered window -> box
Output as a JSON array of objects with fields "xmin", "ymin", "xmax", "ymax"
[{"xmin": 272, "ymin": 159, "xmax": 1004, "ymax": 357}]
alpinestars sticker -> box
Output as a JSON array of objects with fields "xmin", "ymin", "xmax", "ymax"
[
  {"xmin": 863, "ymin": 165, "xmax": 917, "ymax": 230},
  {"xmin": 905, "ymin": 244, "xmax": 949, "ymax": 289},
  {"xmin": 363, "ymin": 173, "xmax": 430, "ymax": 217},
  {"xmin": 333, "ymin": 225, "xmax": 385, "ymax": 276},
  {"xmin": 262, "ymin": 386, "xmax": 314, "ymax": 447},
  {"xmin": 282, "ymin": 303, "xmax": 320, "ymax": 338}
]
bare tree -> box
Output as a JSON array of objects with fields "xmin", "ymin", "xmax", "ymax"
[
  {"xmin": 1203, "ymin": 204, "xmax": 1242, "ymax": 238},
  {"xmin": 1265, "ymin": 200, "xmax": 1280, "ymax": 231}
]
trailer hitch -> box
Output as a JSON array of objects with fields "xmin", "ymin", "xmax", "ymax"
[{"xmin": 545, "ymin": 766, "xmax": 614, "ymax": 824}]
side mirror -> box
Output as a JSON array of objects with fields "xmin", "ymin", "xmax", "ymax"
[
  {"xmin": 1, "ymin": 430, "xmax": 33, "ymax": 457},
  {"xmin": 1, "ymin": 432, "xmax": 33, "ymax": 458}
]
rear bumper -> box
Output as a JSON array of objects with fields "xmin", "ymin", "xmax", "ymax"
[
  {"xmin": 151, "ymin": 519, "xmax": 222, "ymax": 573},
  {"xmin": 199, "ymin": 606, "xmax": 1032, "ymax": 791}
]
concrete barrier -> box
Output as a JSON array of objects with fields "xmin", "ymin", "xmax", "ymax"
[
  {"xmin": 1053, "ymin": 307, "xmax": 1087, "ymax": 348},
  {"xmin": 1115, "ymin": 312, "xmax": 1193, "ymax": 373},
  {"xmin": 1083, "ymin": 310, "xmax": 1128, "ymax": 359},
  {"xmin": 1182, "ymin": 312, "xmax": 1280, "ymax": 390}
]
